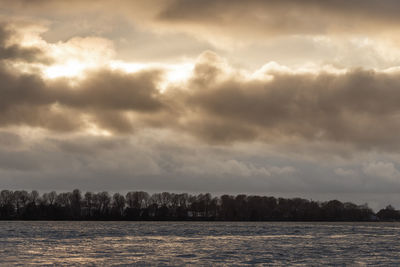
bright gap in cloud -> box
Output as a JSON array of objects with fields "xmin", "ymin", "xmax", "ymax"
[
  {"xmin": 43, "ymin": 59, "xmax": 92, "ymax": 79},
  {"xmin": 84, "ymin": 120, "xmax": 112, "ymax": 137},
  {"xmin": 110, "ymin": 60, "xmax": 194, "ymax": 92}
]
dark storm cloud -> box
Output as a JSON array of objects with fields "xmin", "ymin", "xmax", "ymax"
[
  {"xmin": 157, "ymin": 0, "xmax": 400, "ymax": 36},
  {"xmin": 0, "ymin": 105, "xmax": 83, "ymax": 132},
  {"xmin": 2, "ymin": 19, "xmax": 400, "ymax": 151},
  {"xmin": 4, "ymin": 0, "xmax": 400, "ymax": 37},
  {"xmin": 169, "ymin": 54, "xmax": 400, "ymax": 151},
  {"xmin": 0, "ymin": 23, "xmax": 50, "ymax": 63},
  {"xmin": 0, "ymin": 24, "xmax": 165, "ymax": 132},
  {"xmin": 0, "ymin": 64, "xmax": 166, "ymax": 132},
  {"xmin": 3, "ymin": 49, "xmax": 400, "ymax": 150},
  {"xmin": 0, "ymin": 23, "xmax": 166, "ymax": 133},
  {"xmin": 0, "ymin": 22, "xmax": 172, "ymax": 133},
  {"xmin": 62, "ymin": 69, "xmax": 164, "ymax": 112}
]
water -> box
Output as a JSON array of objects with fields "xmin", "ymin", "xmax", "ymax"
[{"xmin": 0, "ymin": 221, "xmax": 399, "ymax": 266}]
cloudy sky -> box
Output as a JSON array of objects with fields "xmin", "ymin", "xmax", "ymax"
[{"xmin": 1, "ymin": 0, "xmax": 400, "ymax": 210}]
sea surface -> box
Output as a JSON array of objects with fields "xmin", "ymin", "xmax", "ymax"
[{"xmin": 0, "ymin": 221, "xmax": 399, "ymax": 266}]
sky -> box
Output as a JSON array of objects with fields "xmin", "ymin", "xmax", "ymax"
[{"xmin": 1, "ymin": 0, "xmax": 400, "ymax": 210}]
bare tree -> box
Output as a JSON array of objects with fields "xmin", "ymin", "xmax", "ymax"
[
  {"xmin": 112, "ymin": 193, "xmax": 126, "ymax": 217},
  {"xmin": 29, "ymin": 190, "xmax": 39, "ymax": 205}
]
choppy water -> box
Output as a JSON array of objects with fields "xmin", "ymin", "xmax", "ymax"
[{"xmin": 0, "ymin": 221, "xmax": 399, "ymax": 266}]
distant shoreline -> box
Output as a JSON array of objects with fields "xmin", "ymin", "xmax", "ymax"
[{"xmin": 1, "ymin": 189, "xmax": 399, "ymax": 222}]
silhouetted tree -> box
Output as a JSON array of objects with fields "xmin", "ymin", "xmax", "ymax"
[
  {"xmin": 83, "ymin": 192, "xmax": 95, "ymax": 218},
  {"xmin": 220, "ymin": 195, "xmax": 236, "ymax": 220},
  {"xmin": 0, "ymin": 190, "xmax": 14, "ymax": 218},
  {"xmin": 71, "ymin": 189, "xmax": 82, "ymax": 219},
  {"xmin": 112, "ymin": 193, "xmax": 126, "ymax": 218},
  {"xmin": 29, "ymin": 190, "xmax": 39, "ymax": 205},
  {"xmin": 14, "ymin": 191, "xmax": 28, "ymax": 212},
  {"xmin": 97, "ymin": 191, "xmax": 111, "ymax": 218},
  {"xmin": 377, "ymin": 205, "xmax": 400, "ymax": 221},
  {"xmin": 43, "ymin": 191, "xmax": 57, "ymax": 206},
  {"xmin": 0, "ymin": 189, "xmax": 396, "ymax": 221}
]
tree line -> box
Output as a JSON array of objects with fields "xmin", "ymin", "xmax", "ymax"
[{"xmin": 0, "ymin": 189, "xmax": 399, "ymax": 221}]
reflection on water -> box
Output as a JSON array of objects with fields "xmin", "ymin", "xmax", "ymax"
[{"xmin": 0, "ymin": 221, "xmax": 399, "ymax": 265}]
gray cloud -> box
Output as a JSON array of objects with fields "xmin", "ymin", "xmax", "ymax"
[
  {"xmin": 61, "ymin": 70, "xmax": 165, "ymax": 112},
  {"xmin": 3, "ymin": 49, "xmax": 400, "ymax": 151},
  {"xmin": 0, "ymin": 24, "xmax": 175, "ymax": 134},
  {"xmin": 157, "ymin": 0, "xmax": 400, "ymax": 37},
  {"xmin": 0, "ymin": 131, "xmax": 22, "ymax": 149},
  {"xmin": 4, "ymin": 0, "xmax": 400, "ymax": 38},
  {"xmin": 0, "ymin": 23, "xmax": 50, "ymax": 63},
  {"xmin": 1, "ymin": 22, "xmax": 400, "ymax": 153},
  {"xmin": 175, "ymin": 56, "xmax": 400, "ymax": 151},
  {"xmin": 1, "ymin": 132, "xmax": 400, "ymax": 210},
  {"xmin": 0, "ymin": 63, "xmax": 167, "ymax": 132}
]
